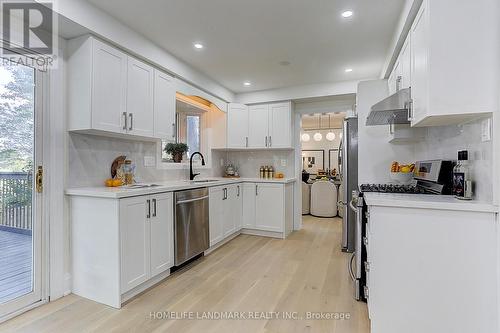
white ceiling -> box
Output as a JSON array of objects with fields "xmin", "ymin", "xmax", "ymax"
[{"xmin": 85, "ymin": 0, "xmax": 405, "ymax": 93}]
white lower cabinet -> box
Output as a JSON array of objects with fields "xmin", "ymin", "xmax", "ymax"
[
  {"xmin": 242, "ymin": 183, "xmax": 256, "ymax": 229},
  {"xmin": 366, "ymin": 205, "xmax": 497, "ymax": 333},
  {"xmin": 70, "ymin": 192, "xmax": 174, "ymax": 308},
  {"xmin": 209, "ymin": 184, "xmax": 242, "ymax": 246}
]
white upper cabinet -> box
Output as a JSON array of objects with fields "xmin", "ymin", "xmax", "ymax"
[
  {"xmin": 248, "ymin": 104, "xmax": 270, "ymax": 148},
  {"xmin": 227, "ymin": 103, "xmax": 249, "ymax": 148},
  {"xmin": 268, "ymin": 102, "xmax": 291, "ymax": 148},
  {"xmin": 399, "ymin": 36, "xmax": 411, "ymax": 90},
  {"xmin": 68, "ymin": 36, "xmax": 176, "ymax": 140},
  {"xmin": 153, "ymin": 70, "xmax": 176, "ymax": 139},
  {"xmin": 92, "ymin": 39, "xmax": 128, "ymax": 133},
  {"xmin": 226, "ymin": 101, "xmax": 292, "ymax": 149},
  {"xmin": 408, "ymin": 0, "xmax": 498, "ymax": 127},
  {"xmin": 126, "ymin": 57, "xmax": 154, "ymax": 137}
]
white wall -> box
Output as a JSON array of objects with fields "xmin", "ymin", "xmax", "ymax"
[{"xmin": 235, "ymin": 80, "xmax": 361, "ymax": 105}]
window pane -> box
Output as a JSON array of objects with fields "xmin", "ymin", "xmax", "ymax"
[{"xmin": 186, "ymin": 115, "xmax": 200, "ymax": 158}]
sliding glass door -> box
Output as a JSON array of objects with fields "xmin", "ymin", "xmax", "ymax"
[{"xmin": 0, "ymin": 59, "xmax": 44, "ymax": 319}]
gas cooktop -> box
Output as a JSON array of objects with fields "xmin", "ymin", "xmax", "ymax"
[{"xmin": 359, "ymin": 183, "xmax": 434, "ymax": 194}]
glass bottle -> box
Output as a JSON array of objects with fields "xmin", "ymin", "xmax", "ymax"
[{"xmin": 453, "ymin": 150, "xmax": 472, "ymax": 200}]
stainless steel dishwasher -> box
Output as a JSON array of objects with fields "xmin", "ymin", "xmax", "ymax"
[{"xmin": 174, "ymin": 187, "xmax": 209, "ymax": 266}]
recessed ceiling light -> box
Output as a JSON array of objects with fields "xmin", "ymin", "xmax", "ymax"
[
  {"xmin": 342, "ymin": 10, "xmax": 353, "ymax": 18},
  {"xmin": 243, "ymin": 81, "xmax": 251, "ymax": 86},
  {"xmin": 193, "ymin": 43, "xmax": 204, "ymax": 49},
  {"xmin": 345, "ymin": 68, "xmax": 353, "ymax": 73}
]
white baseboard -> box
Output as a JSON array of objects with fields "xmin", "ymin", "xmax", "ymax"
[{"xmin": 241, "ymin": 228, "xmax": 284, "ymax": 239}]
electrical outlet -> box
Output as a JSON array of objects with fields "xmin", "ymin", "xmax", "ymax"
[
  {"xmin": 144, "ymin": 156, "xmax": 156, "ymax": 167},
  {"xmin": 481, "ymin": 118, "xmax": 492, "ymax": 142},
  {"xmin": 281, "ymin": 159, "xmax": 287, "ymax": 167}
]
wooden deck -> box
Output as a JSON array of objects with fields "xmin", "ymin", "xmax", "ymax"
[{"xmin": 0, "ymin": 230, "xmax": 32, "ymax": 304}]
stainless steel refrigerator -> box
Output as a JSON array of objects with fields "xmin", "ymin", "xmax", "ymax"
[{"xmin": 338, "ymin": 116, "xmax": 358, "ymax": 253}]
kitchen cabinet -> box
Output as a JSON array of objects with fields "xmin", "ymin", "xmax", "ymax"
[
  {"xmin": 365, "ymin": 203, "xmax": 497, "ymax": 333},
  {"xmin": 70, "ymin": 192, "xmax": 174, "ymax": 308},
  {"xmin": 241, "ymin": 182, "xmax": 293, "ymax": 237},
  {"xmin": 209, "ymin": 186, "xmax": 224, "ymax": 246},
  {"xmin": 242, "ymin": 183, "xmax": 256, "ymax": 228},
  {"xmin": 209, "ymin": 184, "xmax": 242, "ymax": 246},
  {"xmin": 399, "ymin": 36, "xmax": 411, "ymax": 90},
  {"xmin": 268, "ymin": 102, "xmax": 291, "ymax": 148},
  {"xmin": 126, "ymin": 57, "xmax": 154, "ymax": 137},
  {"xmin": 153, "ymin": 70, "xmax": 176, "ymax": 139},
  {"xmin": 407, "ymin": 0, "xmax": 497, "ymax": 127},
  {"xmin": 68, "ymin": 36, "xmax": 176, "ymax": 140},
  {"xmin": 248, "ymin": 104, "xmax": 270, "ymax": 148},
  {"xmin": 226, "ymin": 102, "xmax": 292, "ymax": 149},
  {"xmin": 227, "ymin": 103, "xmax": 249, "ymax": 148}
]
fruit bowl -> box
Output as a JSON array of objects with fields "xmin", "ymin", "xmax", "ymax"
[{"xmin": 390, "ymin": 172, "xmax": 413, "ymax": 184}]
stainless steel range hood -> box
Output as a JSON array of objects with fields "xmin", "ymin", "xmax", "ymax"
[{"xmin": 366, "ymin": 88, "xmax": 411, "ymax": 126}]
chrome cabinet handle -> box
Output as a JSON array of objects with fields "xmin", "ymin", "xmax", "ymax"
[
  {"xmin": 364, "ymin": 286, "xmax": 369, "ymax": 299},
  {"xmin": 176, "ymin": 196, "xmax": 209, "ymax": 205},
  {"xmin": 255, "ymin": 184, "xmax": 258, "ymax": 196},
  {"xmin": 245, "ymin": 137, "xmax": 248, "ymax": 147},
  {"xmin": 265, "ymin": 136, "xmax": 268, "ymax": 147},
  {"xmin": 146, "ymin": 199, "xmax": 151, "ymax": 218},
  {"xmin": 407, "ymin": 99, "xmax": 414, "ymax": 121},
  {"xmin": 396, "ymin": 75, "xmax": 402, "ymax": 91},
  {"xmin": 365, "ymin": 261, "xmax": 371, "ymax": 272},
  {"xmin": 222, "ymin": 188, "xmax": 227, "ymax": 200},
  {"xmin": 122, "ymin": 112, "xmax": 127, "ymax": 130},
  {"xmin": 172, "ymin": 123, "xmax": 176, "ymax": 138},
  {"xmin": 237, "ymin": 185, "xmax": 240, "ymax": 197},
  {"xmin": 152, "ymin": 198, "xmax": 157, "ymax": 217},
  {"xmin": 129, "ymin": 113, "xmax": 133, "ymax": 131},
  {"xmin": 363, "ymin": 236, "xmax": 368, "ymax": 246},
  {"xmin": 389, "ymin": 120, "xmax": 394, "ymax": 135},
  {"xmin": 269, "ymin": 136, "xmax": 272, "ymax": 147}
]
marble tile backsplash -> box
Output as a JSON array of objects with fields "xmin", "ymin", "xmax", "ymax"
[
  {"xmin": 68, "ymin": 133, "xmax": 212, "ymax": 187},
  {"xmin": 211, "ymin": 150, "xmax": 295, "ymax": 179},
  {"xmin": 413, "ymin": 118, "xmax": 492, "ymax": 202}
]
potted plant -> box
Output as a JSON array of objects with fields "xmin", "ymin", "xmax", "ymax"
[{"xmin": 164, "ymin": 143, "xmax": 188, "ymax": 163}]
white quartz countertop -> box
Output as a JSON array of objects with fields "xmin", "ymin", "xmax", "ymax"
[
  {"xmin": 66, "ymin": 177, "xmax": 296, "ymax": 199},
  {"xmin": 363, "ymin": 192, "xmax": 498, "ymax": 213}
]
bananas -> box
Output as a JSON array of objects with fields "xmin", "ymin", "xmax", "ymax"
[{"xmin": 391, "ymin": 161, "xmax": 415, "ymax": 173}]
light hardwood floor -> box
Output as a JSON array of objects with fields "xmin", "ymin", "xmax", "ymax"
[{"xmin": 1, "ymin": 215, "xmax": 370, "ymax": 333}]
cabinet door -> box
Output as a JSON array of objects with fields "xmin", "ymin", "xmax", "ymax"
[
  {"xmin": 242, "ymin": 183, "xmax": 256, "ymax": 228},
  {"xmin": 268, "ymin": 102, "xmax": 291, "ymax": 148},
  {"xmin": 209, "ymin": 187, "xmax": 224, "ymax": 246},
  {"xmin": 227, "ymin": 103, "xmax": 249, "ymax": 148},
  {"xmin": 120, "ymin": 196, "xmax": 150, "ymax": 293},
  {"xmin": 150, "ymin": 192, "xmax": 174, "ymax": 278},
  {"xmin": 234, "ymin": 184, "xmax": 243, "ymax": 230},
  {"xmin": 400, "ymin": 36, "xmax": 411, "ymax": 90},
  {"xmin": 91, "ymin": 39, "xmax": 127, "ymax": 133},
  {"xmin": 410, "ymin": 2, "xmax": 428, "ymax": 125},
  {"xmin": 127, "ymin": 57, "xmax": 154, "ymax": 137},
  {"xmin": 255, "ymin": 184, "xmax": 284, "ymax": 232},
  {"xmin": 223, "ymin": 186, "xmax": 237, "ymax": 237},
  {"xmin": 248, "ymin": 104, "xmax": 269, "ymax": 148},
  {"xmin": 153, "ymin": 70, "xmax": 176, "ymax": 139}
]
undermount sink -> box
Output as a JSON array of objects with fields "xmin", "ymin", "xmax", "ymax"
[
  {"xmin": 125, "ymin": 184, "xmax": 161, "ymax": 189},
  {"xmin": 190, "ymin": 179, "xmax": 220, "ymax": 183}
]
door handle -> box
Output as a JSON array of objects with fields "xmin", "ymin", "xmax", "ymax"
[
  {"xmin": 122, "ymin": 112, "xmax": 127, "ymax": 130},
  {"xmin": 129, "ymin": 113, "xmax": 133, "ymax": 131},
  {"xmin": 35, "ymin": 166, "xmax": 43, "ymax": 193},
  {"xmin": 146, "ymin": 199, "xmax": 151, "ymax": 218},
  {"xmin": 152, "ymin": 198, "xmax": 157, "ymax": 217}
]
